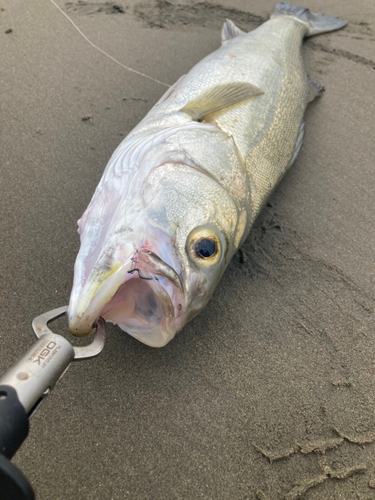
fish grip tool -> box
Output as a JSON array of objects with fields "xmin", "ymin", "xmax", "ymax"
[{"xmin": 0, "ymin": 306, "xmax": 106, "ymax": 500}]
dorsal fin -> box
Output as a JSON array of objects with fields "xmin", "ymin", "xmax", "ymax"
[
  {"xmin": 180, "ymin": 82, "xmax": 264, "ymax": 121},
  {"xmin": 221, "ymin": 19, "xmax": 246, "ymax": 43}
]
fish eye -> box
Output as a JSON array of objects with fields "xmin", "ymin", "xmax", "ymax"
[
  {"xmin": 196, "ymin": 238, "xmax": 216, "ymax": 258},
  {"xmin": 186, "ymin": 227, "xmax": 222, "ymax": 267}
]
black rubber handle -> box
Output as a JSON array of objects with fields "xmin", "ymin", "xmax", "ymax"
[
  {"xmin": 0, "ymin": 384, "xmax": 35, "ymax": 499},
  {"xmin": 0, "ymin": 385, "xmax": 29, "ymax": 460},
  {"xmin": 0, "ymin": 454, "xmax": 35, "ymax": 500}
]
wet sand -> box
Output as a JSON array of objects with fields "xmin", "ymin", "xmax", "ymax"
[{"xmin": 1, "ymin": 0, "xmax": 375, "ymax": 498}]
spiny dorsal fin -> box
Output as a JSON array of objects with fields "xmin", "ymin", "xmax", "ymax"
[
  {"xmin": 180, "ymin": 82, "xmax": 264, "ymax": 121},
  {"xmin": 221, "ymin": 19, "xmax": 246, "ymax": 43}
]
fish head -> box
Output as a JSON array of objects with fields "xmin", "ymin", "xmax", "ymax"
[
  {"xmin": 68, "ymin": 149, "xmax": 244, "ymax": 347},
  {"xmin": 68, "ymin": 216, "xmax": 186, "ymax": 348}
]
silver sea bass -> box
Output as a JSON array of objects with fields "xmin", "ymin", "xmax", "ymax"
[{"xmin": 68, "ymin": 2, "xmax": 347, "ymax": 347}]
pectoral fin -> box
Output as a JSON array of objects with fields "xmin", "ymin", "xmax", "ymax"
[{"xmin": 180, "ymin": 82, "xmax": 264, "ymax": 121}]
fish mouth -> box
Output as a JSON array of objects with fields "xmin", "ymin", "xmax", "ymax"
[{"xmin": 68, "ymin": 249, "xmax": 184, "ymax": 347}]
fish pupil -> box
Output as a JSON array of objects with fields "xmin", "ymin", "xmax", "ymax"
[{"xmin": 196, "ymin": 238, "xmax": 216, "ymax": 258}]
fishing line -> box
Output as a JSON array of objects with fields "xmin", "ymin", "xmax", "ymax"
[{"xmin": 49, "ymin": 0, "xmax": 171, "ymax": 88}]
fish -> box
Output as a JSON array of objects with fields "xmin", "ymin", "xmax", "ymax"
[{"xmin": 68, "ymin": 2, "xmax": 347, "ymax": 347}]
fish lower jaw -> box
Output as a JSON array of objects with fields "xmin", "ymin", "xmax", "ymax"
[
  {"xmin": 68, "ymin": 304, "xmax": 108, "ymax": 337},
  {"xmin": 68, "ymin": 315, "xmax": 96, "ymax": 337},
  {"xmin": 112, "ymin": 316, "xmax": 178, "ymax": 348}
]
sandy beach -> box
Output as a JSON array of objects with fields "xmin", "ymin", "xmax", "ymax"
[{"xmin": 1, "ymin": 0, "xmax": 375, "ymax": 498}]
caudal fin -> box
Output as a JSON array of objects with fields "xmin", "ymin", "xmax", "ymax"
[{"xmin": 271, "ymin": 1, "xmax": 347, "ymax": 37}]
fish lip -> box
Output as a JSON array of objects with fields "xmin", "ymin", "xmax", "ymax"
[{"xmin": 68, "ymin": 250, "xmax": 184, "ymax": 338}]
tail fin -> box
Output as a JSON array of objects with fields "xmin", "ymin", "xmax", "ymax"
[{"xmin": 271, "ymin": 1, "xmax": 347, "ymax": 37}]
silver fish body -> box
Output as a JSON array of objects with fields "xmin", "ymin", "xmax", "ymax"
[{"xmin": 68, "ymin": 3, "xmax": 347, "ymax": 346}]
